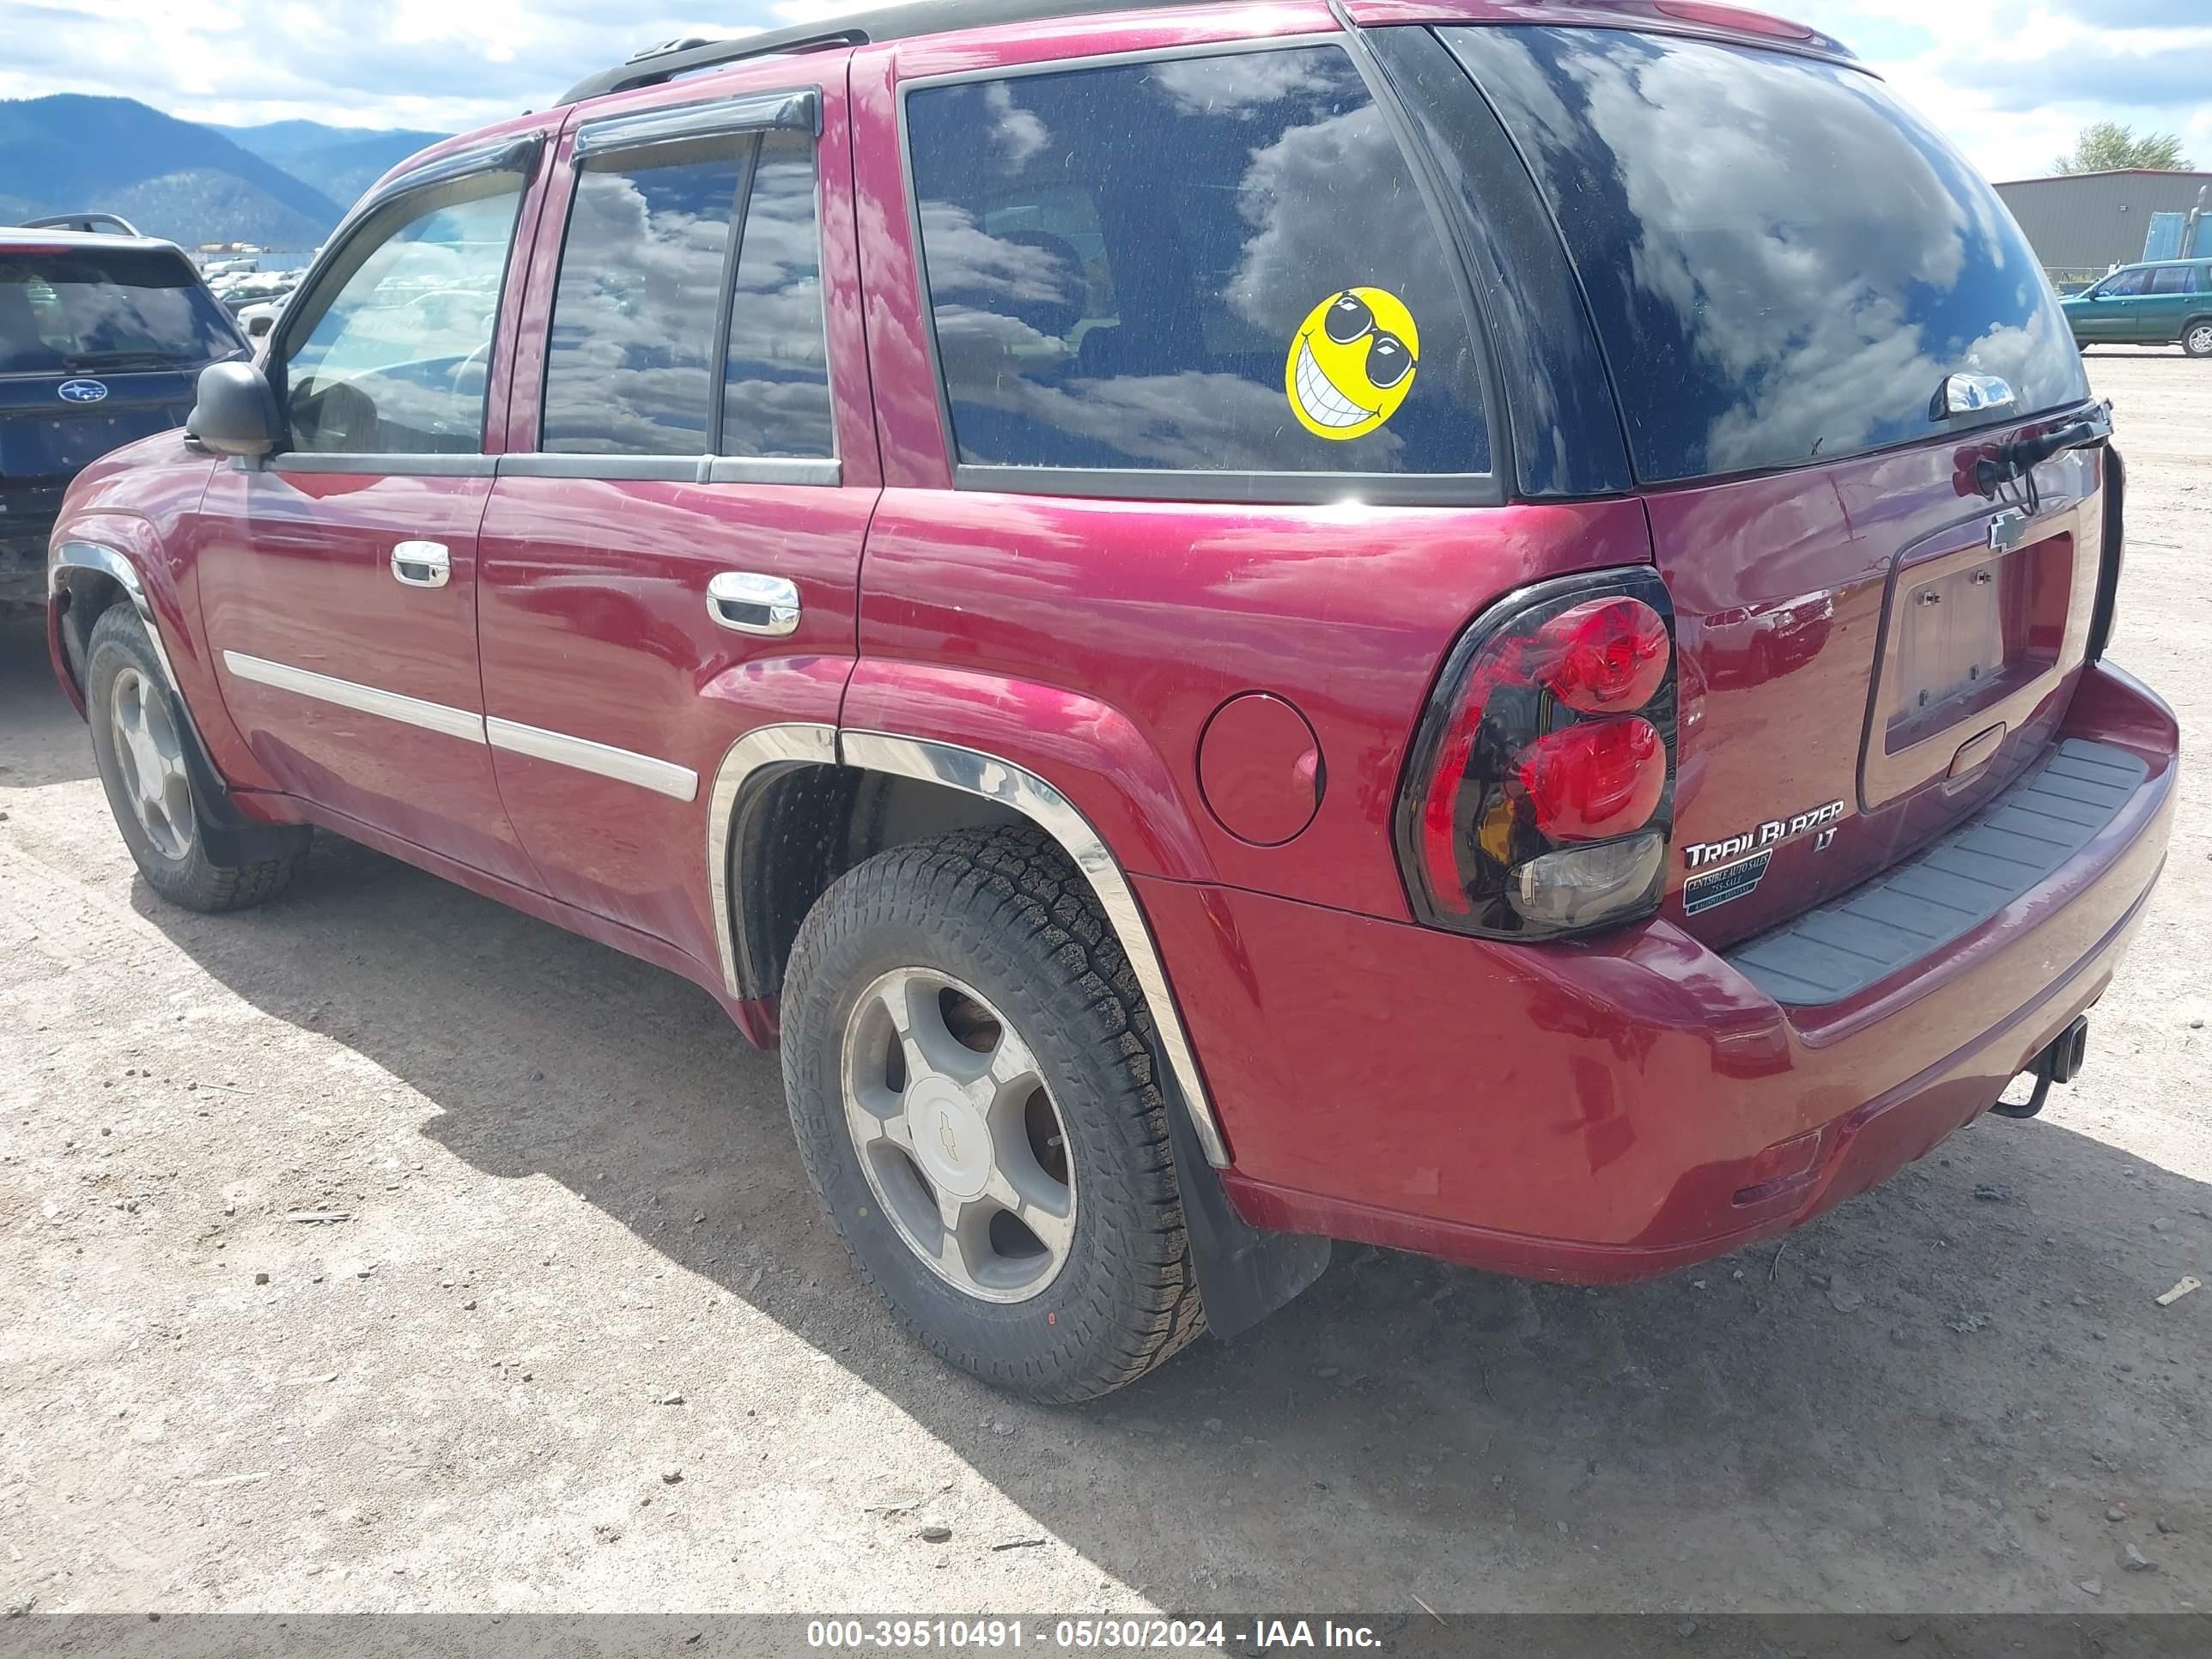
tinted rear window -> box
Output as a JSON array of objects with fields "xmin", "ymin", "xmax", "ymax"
[
  {"xmin": 0, "ymin": 246, "xmax": 241, "ymax": 375},
  {"xmin": 906, "ymin": 46, "xmax": 1492, "ymax": 479},
  {"xmin": 1444, "ymin": 26, "xmax": 2089, "ymax": 484}
]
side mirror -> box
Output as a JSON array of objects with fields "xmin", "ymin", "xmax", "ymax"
[
  {"xmin": 247, "ymin": 314, "xmax": 274, "ymax": 338},
  {"xmin": 188, "ymin": 360, "xmax": 283, "ymax": 458}
]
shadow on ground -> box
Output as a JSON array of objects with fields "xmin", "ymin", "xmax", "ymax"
[
  {"xmin": 2, "ymin": 610, "xmax": 96, "ymax": 790},
  {"xmin": 126, "ymin": 823, "xmax": 2212, "ymax": 1611}
]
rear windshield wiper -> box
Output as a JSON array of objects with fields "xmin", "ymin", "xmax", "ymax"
[{"xmin": 1975, "ymin": 401, "xmax": 2114, "ymax": 500}]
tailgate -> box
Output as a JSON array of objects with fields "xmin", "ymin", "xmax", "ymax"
[{"xmin": 1653, "ymin": 428, "xmax": 2106, "ymax": 945}]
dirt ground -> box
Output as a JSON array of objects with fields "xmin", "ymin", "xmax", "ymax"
[{"xmin": 1, "ymin": 349, "xmax": 2207, "ymax": 1620}]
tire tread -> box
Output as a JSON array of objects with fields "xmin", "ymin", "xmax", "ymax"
[{"xmin": 781, "ymin": 824, "xmax": 1205, "ymax": 1401}]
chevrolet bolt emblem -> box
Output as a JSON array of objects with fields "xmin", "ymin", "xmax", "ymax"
[{"xmin": 939, "ymin": 1121, "xmax": 959, "ymax": 1160}]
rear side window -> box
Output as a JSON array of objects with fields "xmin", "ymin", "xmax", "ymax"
[
  {"xmin": 720, "ymin": 132, "xmax": 834, "ymax": 459},
  {"xmin": 544, "ymin": 137, "xmax": 748, "ymax": 454},
  {"xmin": 1445, "ymin": 26, "xmax": 2090, "ymax": 484},
  {"xmin": 905, "ymin": 46, "xmax": 1492, "ymax": 482},
  {"xmin": 542, "ymin": 128, "xmax": 834, "ymax": 459},
  {"xmin": 0, "ymin": 246, "xmax": 240, "ymax": 375},
  {"xmin": 2148, "ymin": 265, "xmax": 2197, "ymax": 296}
]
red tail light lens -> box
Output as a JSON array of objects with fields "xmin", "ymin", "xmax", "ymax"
[
  {"xmin": 1396, "ymin": 568, "xmax": 1676, "ymax": 939},
  {"xmin": 1517, "ymin": 717, "xmax": 1665, "ymax": 842},
  {"xmin": 1535, "ymin": 596, "xmax": 1671, "ymax": 714}
]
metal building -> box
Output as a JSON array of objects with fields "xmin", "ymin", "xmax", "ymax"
[{"xmin": 1995, "ymin": 169, "xmax": 2212, "ymax": 288}]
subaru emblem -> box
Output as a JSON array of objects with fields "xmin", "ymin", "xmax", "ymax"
[{"xmin": 58, "ymin": 379, "xmax": 110, "ymax": 404}]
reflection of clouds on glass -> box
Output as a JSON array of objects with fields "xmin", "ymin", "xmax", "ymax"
[
  {"xmin": 1223, "ymin": 104, "xmax": 1480, "ymax": 412},
  {"xmin": 1148, "ymin": 51, "xmax": 1340, "ymax": 117},
  {"xmin": 542, "ymin": 147, "xmax": 740, "ymax": 454},
  {"xmin": 934, "ymin": 304, "xmax": 1074, "ymax": 379},
  {"xmin": 722, "ymin": 139, "xmax": 834, "ymax": 459},
  {"xmin": 910, "ymin": 47, "xmax": 1488, "ymax": 475},
  {"xmin": 1461, "ymin": 27, "xmax": 2087, "ymax": 480},
  {"xmin": 919, "ymin": 202, "xmax": 1082, "ymax": 309},
  {"xmin": 986, "ymin": 82, "xmax": 1051, "ymax": 172}
]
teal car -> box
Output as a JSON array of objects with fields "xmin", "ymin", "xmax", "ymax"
[{"xmin": 2061, "ymin": 258, "xmax": 2212, "ymax": 356}]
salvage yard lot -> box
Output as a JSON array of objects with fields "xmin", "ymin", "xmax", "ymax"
[{"xmin": 2, "ymin": 350, "xmax": 2207, "ymax": 1617}]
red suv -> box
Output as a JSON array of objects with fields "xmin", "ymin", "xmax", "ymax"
[{"xmin": 45, "ymin": 0, "xmax": 2177, "ymax": 1400}]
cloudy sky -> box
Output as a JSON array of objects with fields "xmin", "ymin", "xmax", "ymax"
[{"xmin": 0, "ymin": 0, "xmax": 2205, "ymax": 181}]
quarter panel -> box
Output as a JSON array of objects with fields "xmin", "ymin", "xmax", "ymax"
[{"xmin": 853, "ymin": 487, "xmax": 1652, "ymax": 913}]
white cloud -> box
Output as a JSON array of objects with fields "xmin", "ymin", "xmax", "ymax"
[
  {"xmin": 1792, "ymin": 1, "xmax": 2209, "ymax": 179},
  {"xmin": 0, "ymin": 0, "xmax": 2201, "ymax": 179}
]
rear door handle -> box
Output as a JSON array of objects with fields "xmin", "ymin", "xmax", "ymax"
[
  {"xmin": 392, "ymin": 541, "xmax": 451, "ymax": 588},
  {"xmin": 707, "ymin": 571, "xmax": 800, "ymax": 637}
]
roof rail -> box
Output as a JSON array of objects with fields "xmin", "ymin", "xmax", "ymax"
[
  {"xmin": 554, "ymin": 0, "xmax": 1195, "ymax": 106},
  {"xmin": 556, "ymin": 27, "xmax": 868, "ymax": 106},
  {"xmin": 19, "ymin": 212, "xmax": 141, "ymax": 236}
]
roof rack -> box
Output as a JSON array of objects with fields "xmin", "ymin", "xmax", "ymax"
[
  {"xmin": 555, "ymin": 0, "xmax": 1186, "ymax": 106},
  {"xmin": 18, "ymin": 212, "xmax": 142, "ymax": 236},
  {"xmin": 556, "ymin": 26, "xmax": 867, "ymax": 106}
]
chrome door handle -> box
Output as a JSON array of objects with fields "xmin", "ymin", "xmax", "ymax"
[
  {"xmin": 707, "ymin": 571, "xmax": 800, "ymax": 637},
  {"xmin": 392, "ymin": 540, "xmax": 451, "ymax": 588}
]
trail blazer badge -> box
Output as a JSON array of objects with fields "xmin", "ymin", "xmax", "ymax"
[{"xmin": 1683, "ymin": 800, "xmax": 1848, "ymax": 870}]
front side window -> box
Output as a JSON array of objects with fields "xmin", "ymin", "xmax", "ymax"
[
  {"xmin": 281, "ymin": 175, "xmax": 524, "ymax": 455},
  {"xmin": 1448, "ymin": 26, "xmax": 2090, "ymax": 484},
  {"xmin": 905, "ymin": 46, "xmax": 1492, "ymax": 478},
  {"xmin": 2148, "ymin": 265, "xmax": 2197, "ymax": 296},
  {"xmin": 0, "ymin": 246, "xmax": 242, "ymax": 375},
  {"xmin": 2090, "ymin": 268, "xmax": 2148, "ymax": 299}
]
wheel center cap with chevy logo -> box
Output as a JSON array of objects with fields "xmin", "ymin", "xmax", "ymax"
[{"xmin": 58, "ymin": 380, "xmax": 110, "ymax": 404}]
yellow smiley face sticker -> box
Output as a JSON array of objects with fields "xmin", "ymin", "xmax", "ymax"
[{"xmin": 1285, "ymin": 287, "xmax": 1419, "ymax": 441}]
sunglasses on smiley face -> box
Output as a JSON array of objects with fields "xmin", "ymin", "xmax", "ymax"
[{"xmin": 1322, "ymin": 293, "xmax": 1415, "ymax": 391}]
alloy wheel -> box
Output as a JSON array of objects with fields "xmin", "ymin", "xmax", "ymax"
[
  {"xmin": 108, "ymin": 665, "xmax": 196, "ymax": 861},
  {"xmin": 840, "ymin": 966, "xmax": 1078, "ymax": 1304},
  {"xmin": 2188, "ymin": 323, "xmax": 2212, "ymax": 356}
]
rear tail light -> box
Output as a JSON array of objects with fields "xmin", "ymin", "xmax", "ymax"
[{"xmin": 1395, "ymin": 568, "xmax": 1678, "ymax": 940}]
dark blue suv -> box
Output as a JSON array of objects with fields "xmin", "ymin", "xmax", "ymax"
[{"xmin": 2, "ymin": 228, "xmax": 248, "ymax": 606}]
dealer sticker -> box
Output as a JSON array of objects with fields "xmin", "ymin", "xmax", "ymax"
[{"xmin": 1683, "ymin": 850, "xmax": 1771, "ymax": 916}]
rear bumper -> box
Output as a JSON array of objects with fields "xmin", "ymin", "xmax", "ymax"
[{"xmin": 1144, "ymin": 661, "xmax": 2178, "ymax": 1283}]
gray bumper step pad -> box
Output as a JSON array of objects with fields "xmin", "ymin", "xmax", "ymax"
[{"xmin": 1723, "ymin": 739, "xmax": 2150, "ymax": 1006}]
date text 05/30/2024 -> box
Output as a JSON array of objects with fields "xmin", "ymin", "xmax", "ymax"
[{"xmin": 805, "ymin": 1618, "xmax": 1385, "ymax": 1650}]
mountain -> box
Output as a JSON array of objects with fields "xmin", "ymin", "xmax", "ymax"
[
  {"xmin": 0, "ymin": 94, "xmax": 348, "ymax": 249},
  {"xmin": 215, "ymin": 120, "xmax": 451, "ymax": 211}
]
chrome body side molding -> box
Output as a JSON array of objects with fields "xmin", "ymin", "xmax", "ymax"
[
  {"xmin": 841, "ymin": 730, "xmax": 1231, "ymax": 1169},
  {"xmin": 221, "ymin": 650, "xmax": 488, "ymax": 744},
  {"xmin": 217, "ymin": 653, "xmax": 698, "ymax": 800},
  {"xmin": 487, "ymin": 716, "xmax": 698, "ymax": 802}
]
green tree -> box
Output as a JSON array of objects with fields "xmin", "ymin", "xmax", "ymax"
[{"xmin": 2054, "ymin": 122, "xmax": 2194, "ymax": 174}]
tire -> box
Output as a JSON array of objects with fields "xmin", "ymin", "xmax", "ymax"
[
  {"xmin": 85, "ymin": 605, "xmax": 304, "ymax": 912},
  {"xmin": 2183, "ymin": 319, "xmax": 2212, "ymax": 359},
  {"xmin": 780, "ymin": 825, "xmax": 1205, "ymax": 1401}
]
